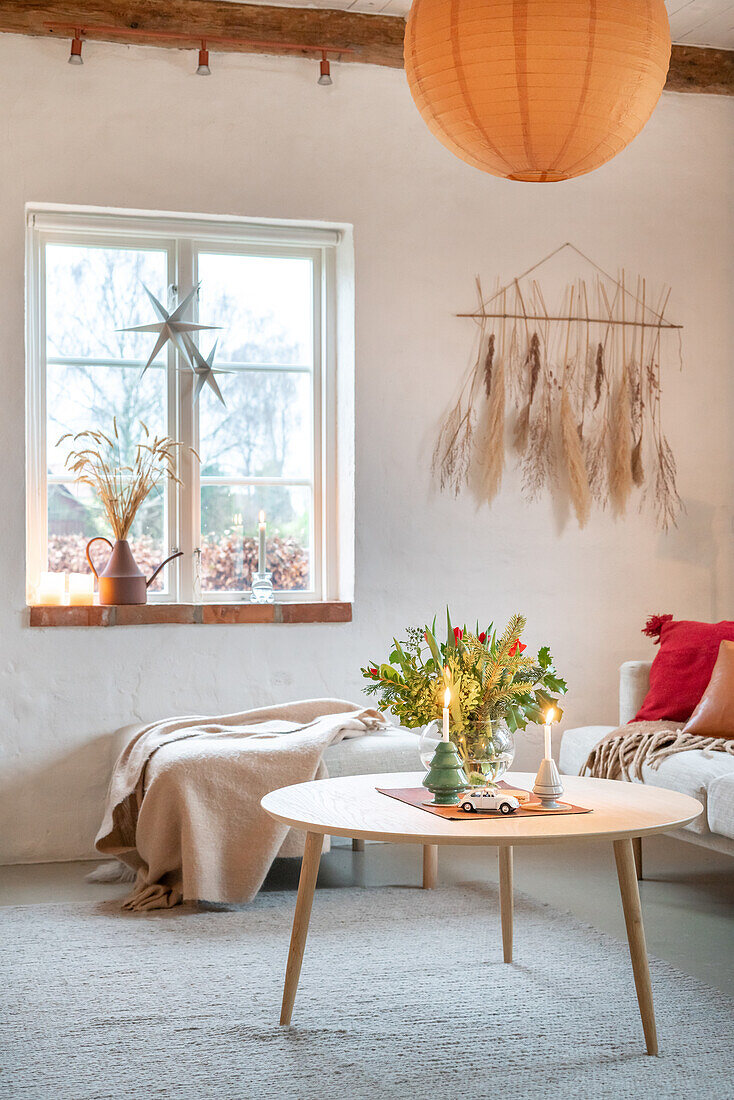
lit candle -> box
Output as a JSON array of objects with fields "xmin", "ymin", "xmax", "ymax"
[
  {"xmin": 258, "ymin": 510, "xmax": 267, "ymax": 574},
  {"xmin": 68, "ymin": 573, "xmax": 95, "ymax": 606},
  {"xmin": 442, "ymin": 685, "xmax": 451, "ymax": 742},
  {"xmin": 544, "ymin": 707, "xmax": 556, "ymax": 760},
  {"xmin": 38, "ymin": 571, "xmax": 66, "ymax": 605}
]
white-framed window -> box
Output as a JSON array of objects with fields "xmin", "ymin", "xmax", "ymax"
[{"xmin": 25, "ymin": 206, "xmax": 354, "ymax": 605}]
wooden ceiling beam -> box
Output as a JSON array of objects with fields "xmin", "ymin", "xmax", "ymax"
[
  {"xmin": 667, "ymin": 45, "xmax": 734, "ymax": 96},
  {"xmin": 0, "ymin": 0, "xmax": 731, "ymax": 94},
  {"xmin": 0, "ymin": 0, "xmax": 407, "ymax": 67}
]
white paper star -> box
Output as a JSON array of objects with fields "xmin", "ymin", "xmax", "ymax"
[
  {"xmin": 119, "ymin": 285, "xmax": 219, "ymax": 376},
  {"xmin": 183, "ymin": 335, "xmax": 233, "ymax": 407}
]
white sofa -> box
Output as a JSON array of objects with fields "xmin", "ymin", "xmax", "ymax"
[
  {"xmin": 323, "ymin": 725, "xmax": 422, "ymax": 778},
  {"xmin": 560, "ymin": 662, "xmax": 734, "ymax": 863}
]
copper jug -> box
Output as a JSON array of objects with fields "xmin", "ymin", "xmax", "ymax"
[{"xmin": 86, "ymin": 538, "xmax": 183, "ymax": 605}]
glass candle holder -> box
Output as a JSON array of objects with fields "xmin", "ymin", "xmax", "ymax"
[{"xmin": 250, "ymin": 571, "xmax": 274, "ymax": 604}]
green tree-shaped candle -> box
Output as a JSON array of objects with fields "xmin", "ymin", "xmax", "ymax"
[{"xmin": 423, "ymin": 739, "xmax": 469, "ymax": 806}]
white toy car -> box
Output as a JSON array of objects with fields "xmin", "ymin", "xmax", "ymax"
[{"xmin": 460, "ymin": 788, "xmax": 520, "ymax": 815}]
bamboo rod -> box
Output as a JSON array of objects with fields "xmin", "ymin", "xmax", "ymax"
[{"xmin": 456, "ymin": 313, "xmax": 682, "ymax": 329}]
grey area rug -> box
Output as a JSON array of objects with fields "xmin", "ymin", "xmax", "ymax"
[{"xmin": 1, "ymin": 884, "xmax": 732, "ymax": 1100}]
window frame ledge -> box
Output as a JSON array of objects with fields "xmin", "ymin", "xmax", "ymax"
[{"xmin": 28, "ymin": 601, "xmax": 352, "ymax": 627}]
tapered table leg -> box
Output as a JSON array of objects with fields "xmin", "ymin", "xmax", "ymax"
[
  {"xmin": 614, "ymin": 837, "xmax": 658, "ymax": 1055},
  {"xmin": 280, "ymin": 831, "xmax": 323, "ymax": 1025},
  {"xmin": 499, "ymin": 845, "xmax": 513, "ymax": 963},
  {"xmin": 422, "ymin": 844, "xmax": 438, "ymax": 889},
  {"xmin": 632, "ymin": 835, "xmax": 643, "ymax": 880}
]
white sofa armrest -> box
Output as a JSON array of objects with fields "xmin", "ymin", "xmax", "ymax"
[{"xmin": 619, "ymin": 661, "xmax": 652, "ymax": 725}]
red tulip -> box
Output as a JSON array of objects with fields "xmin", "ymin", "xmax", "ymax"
[
  {"xmin": 478, "ymin": 631, "xmax": 487, "ymax": 644},
  {"xmin": 369, "ymin": 667, "xmax": 379, "ymax": 677},
  {"xmin": 509, "ymin": 639, "xmax": 527, "ymax": 657},
  {"xmin": 453, "ymin": 627, "xmax": 463, "ymax": 642}
]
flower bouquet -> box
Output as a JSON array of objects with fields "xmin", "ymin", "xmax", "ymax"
[{"xmin": 361, "ymin": 611, "xmax": 567, "ymax": 786}]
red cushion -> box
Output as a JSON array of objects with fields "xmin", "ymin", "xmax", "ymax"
[{"xmin": 634, "ymin": 615, "xmax": 734, "ymax": 723}]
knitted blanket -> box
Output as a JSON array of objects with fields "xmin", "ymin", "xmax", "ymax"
[
  {"xmin": 582, "ymin": 720, "xmax": 734, "ymax": 782},
  {"xmin": 95, "ymin": 699, "xmax": 387, "ymax": 911}
]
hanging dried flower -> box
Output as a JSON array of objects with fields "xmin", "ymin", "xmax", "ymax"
[
  {"xmin": 479, "ymin": 355, "xmax": 505, "ymax": 502},
  {"xmin": 521, "ymin": 383, "xmax": 554, "ymax": 501},
  {"xmin": 653, "ymin": 435, "xmax": 683, "ymax": 531},
  {"xmin": 483, "ymin": 333, "xmax": 495, "ymax": 397},
  {"xmin": 609, "ymin": 363, "xmax": 633, "ymax": 515},
  {"xmin": 527, "ymin": 332, "xmax": 542, "ymax": 404},
  {"xmin": 513, "ymin": 402, "xmax": 531, "ymax": 454},
  {"xmin": 561, "ymin": 387, "xmax": 591, "ymax": 527},
  {"xmin": 432, "ymin": 402, "xmax": 475, "ymax": 496},
  {"xmin": 631, "ymin": 437, "xmax": 645, "ymax": 487},
  {"xmin": 593, "ymin": 343, "xmax": 605, "ymax": 409}
]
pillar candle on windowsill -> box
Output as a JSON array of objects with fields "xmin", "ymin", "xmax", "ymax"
[
  {"xmin": 68, "ymin": 573, "xmax": 95, "ymax": 606},
  {"xmin": 38, "ymin": 571, "xmax": 66, "ymax": 605},
  {"xmin": 258, "ymin": 510, "xmax": 267, "ymax": 573}
]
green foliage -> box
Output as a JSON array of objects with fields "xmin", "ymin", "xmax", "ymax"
[{"xmin": 361, "ymin": 609, "xmax": 567, "ymax": 732}]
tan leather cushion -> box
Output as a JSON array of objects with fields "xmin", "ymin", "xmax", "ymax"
[{"xmin": 683, "ymin": 641, "xmax": 734, "ymax": 738}]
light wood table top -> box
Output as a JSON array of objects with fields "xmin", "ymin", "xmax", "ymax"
[{"xmin": 261, "ymin": 770, "xmax": 703, "ymax": 847}]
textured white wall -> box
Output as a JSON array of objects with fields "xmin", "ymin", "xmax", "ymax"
[{"xmin": 0, "ymin": 35, "xmax": 732, "ymax": 863}]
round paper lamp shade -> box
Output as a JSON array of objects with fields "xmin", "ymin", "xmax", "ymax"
[{"xmin": 404, "ymin": 0, "xmax": 671, "ymax": 182}]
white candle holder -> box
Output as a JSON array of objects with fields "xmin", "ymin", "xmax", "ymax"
[{"xmin": 532, "ymin": 755, "xmax": 565, "ymax": 809}]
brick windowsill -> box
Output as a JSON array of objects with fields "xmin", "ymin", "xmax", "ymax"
[{"xmin": 29, "ymin": 602, "xmax": 352, "ymax": 627}]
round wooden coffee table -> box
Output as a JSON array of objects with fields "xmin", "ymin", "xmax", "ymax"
[{"xmin": 262, "ymin": 770, "xmax": 702, "ymax": 1054}]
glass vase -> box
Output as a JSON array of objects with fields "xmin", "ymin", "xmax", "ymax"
[
  {"xmin": 418, "ymin": 720, "xmax": 442, "ymax": 770},
  {"xmin": 454, "ymin": 718, "xmax": 515, "ymax": 787},
  {"xmin": 418, "ymin": 717, "xmax": 515, "ymax": 787}
]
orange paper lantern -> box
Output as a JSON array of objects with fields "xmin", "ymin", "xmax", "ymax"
[{"xmin": 404, "ymin": 0, "xmax": 671, "ymax": 182}]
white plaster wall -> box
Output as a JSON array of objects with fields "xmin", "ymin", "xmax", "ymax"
[{"xmin": 0, "ymin": 35, "xmax": 732, "ymax": 863}]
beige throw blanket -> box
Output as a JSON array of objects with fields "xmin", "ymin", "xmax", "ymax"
[
  {"xmin": 96, "ymin": 699, "xmax": 387, "ymax": 910},
  {"xmin": 582, "ymin": 720, "xmax": 734, "ymax": 781}
]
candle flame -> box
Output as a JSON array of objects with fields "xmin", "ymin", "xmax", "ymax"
[
  {"xmin": 444, "ymin": 686, "xmax": 451, "ymax": 708},
  {"xmin": 258, "ymin": 510, "xmax": 266, "ymax": 524},
  {"xmin": 545, "ymin": 707, "xmax": 556, "ymax": 724}
]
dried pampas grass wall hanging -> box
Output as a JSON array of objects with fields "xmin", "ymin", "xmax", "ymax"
[{"xmin": 434, "ymin": 243, "xmax": 683, "ymax": 530}]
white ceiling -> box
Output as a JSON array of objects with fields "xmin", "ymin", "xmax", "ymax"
[
  {"xmin": 666, "ymin": 0, "xmax": 734, "ymax": 46},
  {"xmin": 220, "ymin": 0, "xmax": 734, "ymax": 49}
]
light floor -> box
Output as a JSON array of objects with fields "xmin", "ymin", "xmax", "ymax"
[{"xmin": 1, "ymin": 835, "xmax": 732, "ymax": 997}]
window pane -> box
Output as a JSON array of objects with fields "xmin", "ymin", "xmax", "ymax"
[
  {"xmin": 47, "ymin": 482, "xmax": 167, "ymax": 592},
  {"xmin": 200, "ymin": 485, "xmax": 311, "ymax": 593},
  {"xmin": 44, "ymin": 242, "xmax": 172, "ymax": 594},
  {"xmin": 197, "ymin": 252, "xmax": 313, "ymax": 366},
  {"xmin": 198, "ymin": 370, "xmax": 312, "ymax": 480},
  {"xmin": 47, "ymin": 363, "xmax": 166, "ymax": 477},
  {"xmin": 46, "ymin": 244, "xmax": 169, "ymax": 361}
]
